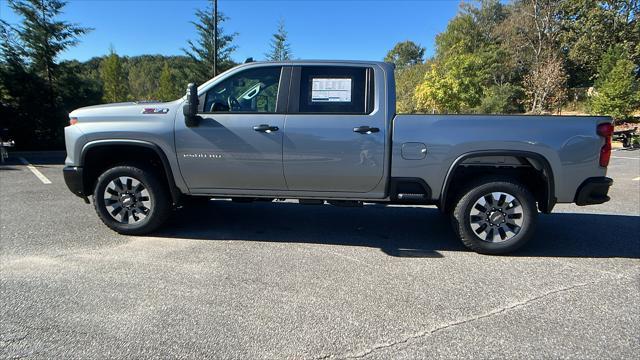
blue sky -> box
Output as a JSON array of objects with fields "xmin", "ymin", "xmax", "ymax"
[{"xmin": 0, "ymin": 0, "xmax": 462, "ymax": 62}]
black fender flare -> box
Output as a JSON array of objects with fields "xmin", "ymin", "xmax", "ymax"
[
  {"xmin": 440, "ymin": 150, "xmax": 556, "ymax": 213},
  {"xmin": 81, "ymin": 139, "xmax": 181, "ymax": 205}
]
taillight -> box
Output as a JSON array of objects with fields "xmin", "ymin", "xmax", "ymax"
[
  {"xmin": 69, "ymin": 117, "xmax": 78, "ymax": 125},
  {"xmin": 597, "ymin": 123, "xmax": 614, "ymax": 167}
]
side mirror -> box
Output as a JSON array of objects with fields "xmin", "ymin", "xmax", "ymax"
[{"xmin": 183, "ymin": 83, "xmax": 200, "ymax": 127}]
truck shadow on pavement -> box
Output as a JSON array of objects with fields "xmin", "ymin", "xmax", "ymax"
[{"xmin": 157, "ymin": 201, "xmax": 640, "ymax": 259}]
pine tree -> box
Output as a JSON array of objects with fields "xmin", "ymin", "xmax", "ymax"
[
  {"xmin": 156, "ymin": 62, "xmax": 176, "ymax": 101},
  {"xmin": 182, "ymin": 1, "xmax": 238, "ymax": 83},
  {"xmin": 100, "ymin": 47, "xmax": 129, "ymax": 103},
  {"xmin": 4, "ymin": 0, "xmax": 90, "ymax": 148},
  {"xmin": 8, "ymin": 0, "xmax": 91, "ymax": 105},
  {"xmin": 265, "ymin": 19, "xmax": 292, "ymax": 61},
  {"xmin": 0, "ymin": 20, "xmax": 25, "ymax": 67}
]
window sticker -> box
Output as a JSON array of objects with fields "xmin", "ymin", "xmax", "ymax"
[{"xmin": 311, "ymin": 78, "xmax": 352, "ymax": 102}]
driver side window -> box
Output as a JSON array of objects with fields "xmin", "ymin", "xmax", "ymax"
[{"xmin": 202, "ymin": 66, "xmax": 282, "ymax": 113}]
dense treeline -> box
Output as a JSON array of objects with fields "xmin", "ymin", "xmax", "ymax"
[
  {"xmin": 0, "ymin": 0, "xmax": 292, "ymax": 149},
  {"xmin": 0, "ymin": 0, "xmax": 637, "ymax": 150},
  {"xmin": 389, "ymin": 0, "xmax": 639, "ymax": 118}
]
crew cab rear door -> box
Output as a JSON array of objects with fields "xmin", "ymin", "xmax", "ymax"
[
  {"xmin": 175, "ymin": 66, "xmax": 290, "ymax": 191},
  {"xmin": 283, "ymin": 65, "xmax": 385, "ymax": 193}
]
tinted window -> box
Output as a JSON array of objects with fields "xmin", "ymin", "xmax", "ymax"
[
  {"xmin": 203, "ymin": 66, "xmax": 282, "ymax": 113},
  {"xmin": 298, "ymin": 66, "xmax": 371, "ymax": 114}
]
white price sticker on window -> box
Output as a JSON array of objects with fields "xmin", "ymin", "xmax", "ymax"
[{"xmin": 311, "ymin": 78, "xmax": 352, "ymax": 102}]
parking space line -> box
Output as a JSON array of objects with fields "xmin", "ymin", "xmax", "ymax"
[
  {"xmin": 611, "ymin": 156, "xmax": 639, "ymax": 160},
  {"xmin": 19, "ymin": 157, "xmax": 52, "ymax": 184},
  {"xmin": 633, "ymin": 177, "xmax": 640, "ymax": 181}
]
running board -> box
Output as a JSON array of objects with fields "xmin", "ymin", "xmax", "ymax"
[{"xmin": 397, "ymin": 193, "xmax": 427, "ymax": 201}]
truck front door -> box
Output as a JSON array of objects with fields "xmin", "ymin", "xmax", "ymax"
[
  {"xmin": 175, "ymin": 66, "xmax": 289, "ymax": 191},
  {"xmin": 283, "ymin": 66, "xmax": 386, "ymax": 194}
]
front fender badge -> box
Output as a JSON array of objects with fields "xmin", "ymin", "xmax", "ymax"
[{"xmin": 142, "ymin": 108, "xmax": 170, "ymax": 114}]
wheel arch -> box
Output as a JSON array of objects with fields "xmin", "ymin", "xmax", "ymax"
[
  {"xmin": 80, "ymin": 139, "xmax": 181, "ymax": 205},
  {"xmin": 440, "ymin": 150, "xmax": 556, "ymax": 213}
]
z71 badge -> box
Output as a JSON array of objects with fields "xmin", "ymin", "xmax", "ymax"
[{"xmin": 141, "ymin": 108, "xmax": 170, "ymax": 114}]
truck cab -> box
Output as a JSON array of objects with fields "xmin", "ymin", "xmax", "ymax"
[{"xmin": 177, "ymin": 62, "xmax": 391, "ymax": 198}]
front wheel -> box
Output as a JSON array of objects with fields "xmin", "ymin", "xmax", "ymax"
[
  {"xmin": 451, "ymin": 178, "xmax": 538, "ymax": 254},
  {"xmin": 93, "ymin": 165, "xmax": 171, "ymax": 235}
]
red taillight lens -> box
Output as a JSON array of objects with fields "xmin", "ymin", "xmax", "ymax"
[
  {"xmin": 597, "ymin": 123, "xmax": 614, "ymax": 137},
  {"xmin": 69, "ymin": 117, "xmax": 78, "ymax": 125},
  {"xmin": 597, "ymin": 123, "xmax": 613, "ymax": 167}
]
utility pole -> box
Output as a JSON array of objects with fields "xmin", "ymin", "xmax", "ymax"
[{"xmin": 213, "ymin": 0, "xmax": 218, "ymax": 77}]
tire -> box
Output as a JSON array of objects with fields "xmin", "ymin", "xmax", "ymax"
[
  {"xmin": 93, "ymin": 164, "xmax": 171, "ymax": 235},
  {"xmin": 451, "ymin": 177, "xmax": 537, "ymax": 254}
]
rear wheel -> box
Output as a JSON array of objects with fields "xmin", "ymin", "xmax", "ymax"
[
  {"xmin": 451, "ymin": 178, "xmax": 537, "ymax": 254},
  {"xmin": 93, "ymin": 165, "xmax": 171, "ymax": 235}
]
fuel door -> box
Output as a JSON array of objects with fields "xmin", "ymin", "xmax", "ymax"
[{"xmin": 401, "ymin": 142, "xmax": 427, "ymax": 160}]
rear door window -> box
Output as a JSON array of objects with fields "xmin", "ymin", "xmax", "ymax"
[{"xmin": 293, "ymin": 66, "xmax": 374, "ymax": 114}]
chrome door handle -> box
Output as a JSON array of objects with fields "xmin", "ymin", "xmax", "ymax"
[
  {"xmin": 353, "ymin": 126, "xmax": 380, "ymax": 134},
  {"xmin": 253, "ymin": 124, "xmax": 279, "ymax": 132}
]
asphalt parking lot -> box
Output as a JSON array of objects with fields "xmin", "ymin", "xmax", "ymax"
[{"xmin": 1, "ymin": 150, "xmax": 638, "ymax": 359}]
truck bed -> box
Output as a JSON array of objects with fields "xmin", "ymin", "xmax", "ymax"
[{"xmin": 391, "ymin": 114, "xmax": 610, "ymax": 203}]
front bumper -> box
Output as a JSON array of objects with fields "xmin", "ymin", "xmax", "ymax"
[
  {"xmin": 63, "ymin": 166, "xmax": 86, "ymax": 198},
  {"xmin": 575, "ymin": 177, "xmax": 613, "ymax": 206}
]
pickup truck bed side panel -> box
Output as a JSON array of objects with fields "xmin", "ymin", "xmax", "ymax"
[{"xmin": 391, "ymin": 115, "xmax": 609, "ymax": 203}]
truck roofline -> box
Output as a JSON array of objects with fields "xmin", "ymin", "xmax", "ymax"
[{"xmin": 197, "ymin": 60, "xmax": 394, "ymax": 94}]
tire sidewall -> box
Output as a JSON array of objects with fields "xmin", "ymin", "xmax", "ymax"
[{"xmin": 454, "ymin": 181, "xmax": 537, "ymax": 254}]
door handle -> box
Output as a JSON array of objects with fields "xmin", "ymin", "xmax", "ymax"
[
  {"xmin": 253, "ymin": 124, "xmax": 279, "ymax": 133},
  {"xmin": 353, "ymin": 126, "xmax": 380, "ymax": 134}
]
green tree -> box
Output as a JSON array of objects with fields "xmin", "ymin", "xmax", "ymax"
[
  {"xmin": 435, "ymin": 14, "xmax": 482, "ymax": 58},
  {"xmin": 415, "ymin": 53, "xmax": 487, "ymax": 113},
  {"xmin": 2, "ymin": 0, "xmax": 90, "ymax": 149},
  {"xmin": 560, "ymin": 0, "xmax": 640, "ymax": 86},
  {"xmin": 435, "ymin": 1, "xmax": 506, "ymax": 58},
  {"xmin": 156, "ymin": 62, "xmax": 177, "ymax": 101},
  {"xmin": 127, "ymin": 55, "xmax": 162, "ymax": 100},
  {"xmin": 0, "ymin": 20, "xmax": 50, "ymax": 147},
  {"xmin": 394, "ymin": 62, "xmax": 430, "ymax": 113},
  {"xmin": 100, "ymin": 47, "xmax": 129, "ymax": 103},
  {"xmin": 8, "ymin": 0, "xmax": 91, "ymax": 105},
  {"xmin": 55, "ymin": 59, "xmax": 103, "ymax": 110},
  {"xmin": 590, "ymin": 50, "xmax": 639, "ymax": 121},
  {"xmin": 384, "ymin": 41, "xmax": 425, "ymax": 69},
  {"xmin": 0, "ymin": 20, "xmax": 25, "ymax": 67},
  {"xmin": 183, "ymin": 1, "xmax": 238, "ymax": 83},
  {"xmin": 475, "ymin": 84, "xmax": 524, "ymax": 114},
  {"xmin": 266, "ymin": 19, "xmax": 292, "ymax": 61},
  {"xmin": 421, "ymin": 0, "xmax": 519, "ymax": 113}
]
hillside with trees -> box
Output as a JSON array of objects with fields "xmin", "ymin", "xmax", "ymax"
[
  {"xmin": 1, "ymin": 0, "xmax": 638, "ymax": 150},
  {"xmin": 389, "ymin": 0, "xmax": 639, "ymax": 119}
]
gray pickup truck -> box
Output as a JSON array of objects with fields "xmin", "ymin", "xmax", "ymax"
[{"xmin": 63, "ymin": 60, "xmax": 613, "ymax": 254}]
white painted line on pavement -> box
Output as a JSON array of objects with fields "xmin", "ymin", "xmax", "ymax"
[
  {"xmin": 611, "ymin": 156, "xmax": 640, "ymax": 160},
  {"xmin": 633, "ymin": 177, "xmax": 640, "ymax": 181},
  {"xmin": 19, "ymin": 157, "xmax": 52, "ymax": 184}
]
